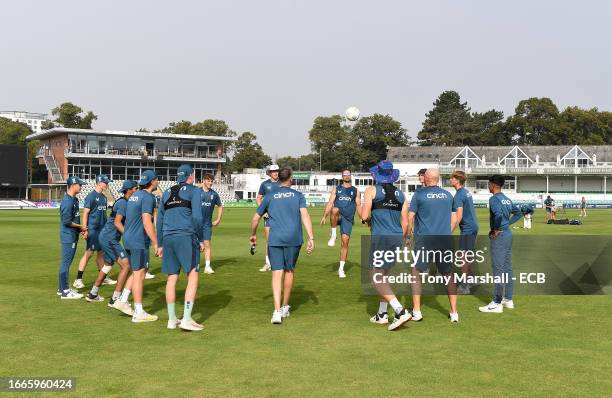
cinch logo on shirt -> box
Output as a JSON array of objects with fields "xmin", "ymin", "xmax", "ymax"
[
  {"xmin": 338, "ymin": 196, "xmax": 352, "ymax": 201},
  {"xmin": 97, "ymin": 205, "xmax": 107, "ymax": 211},
  {"xmin": 274, "ymin": 192, "xmax": 295, "ymax": 199},
  {"xmin": 426, "ymin": 193, "xmax": 448, "ymax": 199},
  {"xmin": 129, "ymin": 196, "xmax": 139, "ymax": 202},
  {"xmin": 202, "ymin": 202, "xmax": 212, "ymax": 207},
  {"xmin": 501, "ymin": 199, "xmax": 512, "ymax": 205}
]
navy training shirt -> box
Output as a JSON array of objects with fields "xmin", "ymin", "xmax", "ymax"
[
  {"xmin": 100, "ymin": 197, "xmax": 127, "ymax": 241},
  {"xmin": 489, "ymin": 192, "xmax": 523, "ymax": 231},
  {"xmin": 370, "ymin": 184, "xmax": 405, "ymax": 236},
  {"xmin": 258, "ymin": 179, "xmax": 280, "ymax": 197},
  {"xmin": 156, "ymin": 183, "xmax": 204, "ymax": 245},
  {"xmin": 83, "ymin": 190, "xmax": 108, "ymax": 230},
  {"xmin": 256, "ymin": 186, "xmax": 307, "ymax": 246},
  {"xmin": 452, "ymin": 187, "xmax": 479, "ymax": 235},
  {"xmin": 200, "ymin": 189, "xmax": 222, "ymax": 227},
  {"xmin": 122, "ymin": 189, "xmax": 157, "ymax": 249},
  {"xmin": 409, "ymin": 186, "xmax": 453, "ymax": 235},
  {"xmin": 59, "ymin": 193, "xmax": 80, "ymax": 244},
  {"xmin": 333, "ymin": 185, "xmax": 357, "ymax": 220}
]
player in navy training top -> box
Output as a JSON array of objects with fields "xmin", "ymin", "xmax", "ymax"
[
  {"xmin": 256, "ymin": 164, "xmax": 280, "ymax": 272},
  {"xmin": 250, "ymin": 167, "xmax": 315, "ymax": 325},
  {"xmin": 320, "ymin": 169, "xmax": 361, "ymax": 278},
  {"xmin": 73, "ymin": 175, "xmax": 113, "ymax": 289},
  {"xmin": 199, "ymin": 173, "xmax": 224, "ymax": 274}
]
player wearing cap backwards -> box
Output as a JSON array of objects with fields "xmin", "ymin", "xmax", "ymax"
[
  {"xmin": 157, "ymin": 165, "xmax": 205, "ymax": 331},
  {"xmin": 250, "ymin": 167, "xmax": 315, "ymax": 324},
  {"xmin": 362, "ymin": 160, "xmax": 412, "ymax": 331},
  {"xmin": 73, "ymin": 175, "xmax": 116, "ymax": 289},
  {"xmin": 416, "ymin": 168, "xmax": 427, "ymax": 190},
  {"xmin": 123, "ymin": 170, "xmax": 159, "ymax": 323},
  {"xmin": 57, "ymin": 176, "xmax": 87, "ymax": 299},
  {"xmin": 321, "ymin": 169, "xmax": 361, "ymax": 278},
  {"xmin": 200, "ymin": 173, "xmax": 224, "ymax": 274},
  {"xmin": 256, "ymin": 164, "xmax": 280, "ymax": 272},
  {"xmin": 85, "ymin": 180, "xmax": 138, "ymax": 316}
]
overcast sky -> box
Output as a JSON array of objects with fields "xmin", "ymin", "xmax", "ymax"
[{"xmin": 1, "ymin": 0, "xmax": 611, "ymax": 157}]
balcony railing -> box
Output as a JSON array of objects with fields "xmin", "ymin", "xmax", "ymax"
[
  {"xmin": 439, "ymin": 164, "xmax": 612, "ymax": 174},
  {"xmin": 65, "ymin": 147, "xmax": 224, "ymax": 160}
]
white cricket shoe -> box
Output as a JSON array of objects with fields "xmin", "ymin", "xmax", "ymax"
[
  {"xmin": 204, "ymin": 266, "xmax": 215, "ymax": 274},
  {"xmin": 280, "ymin": 305, "xmax": 291, "ymax": 318},
  {"xmin": 102, "ymin": 276, "xmax": 117, "ymax": 285},
  {"xmin": 145, "ymin": 272, "xmax": 155, "ymax": 280},
  {"xmin": 410, "ymin": 310, "xmax": 423, "ymax": 322},
  {"xmin": 85, "ymin": 293, "xmax": 104, "ymax": 302},
  {"xmin": 388, "ymin": 309, "xmax": 412, "ymax": 331},
  {"xmin": 338, "ymin": 269, "xmax": 346, "ymax": 278},
  {"xmin": 179, "ymin": 319, "xmax": 203, "ymax": 331},
  {"xmin": 56, "ymin": 289, "xmax": 62, "ymax": 296},
  {"xmin": 72, "ymin": 279, "xmax": 84, "ymax": 289},
  {"xmin": 131, "ymin": 312, "xmax": 158, "ymax": 323},
  {"xmin": 112, "ymin": 300, "xmax": 133, "ymax": 316},
  {"xmin": 370, "ymin": 312, "xmax": 389, "ymax": 324},
  {"xmin": 60, "ymin": 290, "xmax": 83, "ymax": 300},
  {"xmin": 501, "ymin": 299, "xmax": 515, "ymax": 309},
  {"xmin": 479, "ymin": 301, "xmax": 503, "ymax": 313},
  {"xmin": 449, "ymin": 312, "xmax": 459, "ymax": 323},
  {"xmin": 271, "ymin": 310, "xmax": 283, "ymax": 324},
  {"xmin": 327, "ymin": 237, "xmax": 336, "ymax": 247},
  {"xmin": 167, "ymin": 319, "xmax": 182, "ymax": 330},
  {"xmin": 259, "ymin": 263, "xmax": 271, "ymax": 272}
]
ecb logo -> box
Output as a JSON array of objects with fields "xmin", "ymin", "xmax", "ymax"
[{"xmin": 501, "ymin": 199, "xmax": 512, "ymax": 205}]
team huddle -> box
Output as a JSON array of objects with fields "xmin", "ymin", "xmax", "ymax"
[{"xmin": 56, "ymin": 160, "xmax": 525, "ymax": 331}]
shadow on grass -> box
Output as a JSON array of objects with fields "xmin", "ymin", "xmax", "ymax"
[
  {"xmin": 209, "ymin": 257, "xmax": 238, "ymax": 271},
  {"xmin": 323, "ymin": 261, "xmax": 358, "ymax": 274}
]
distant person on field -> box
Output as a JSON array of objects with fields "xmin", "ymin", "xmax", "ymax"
[
  {"xmin": 256, "ymin": 164, "xmax": 280, "ymax": 272},
  {"xmin": 200, "ymin": 173, "xmax": 224, "ymax": 274},
  {"xmin": 580, "ymin": 196, "xmax": 587, "ymax": 217}
]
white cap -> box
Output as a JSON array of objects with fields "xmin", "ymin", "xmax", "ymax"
[{"xmin": 268, "ymin": 164, "xmax": 280, "ymax": 171}]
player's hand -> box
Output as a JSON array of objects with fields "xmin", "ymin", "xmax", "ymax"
[
  {"xmin": 82, "ymin": 231, "xmax": 88, "ymax": 240},
  {"xmin": 155, "ymin": 246, "xmax": 163, "ymax": 257},
  {"xmin": 199, "ymin": 242, "xmax": 205, "ymax": 252},
  {"xmin": 249, "ymin": 235, "xmax": 257, "ymax": 246},
  {"xmin": 320, "ymin": 217, "xmax": 326, "ymax": 226},
  {"xmin": 306, "ymin": 238, "xmax": 315, "ymax": 254},
  {"xmin": 212, "ymin": 219, "xmax": 221, "ymax": 227}
]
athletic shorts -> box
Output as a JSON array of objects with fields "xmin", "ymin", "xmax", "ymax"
[
  {"xmin": 369, "ymin": 235, "xmax": 403, "ymax": 269},
  {"xmin": 413, "ymin": 235, "xmax": 453, "ymax": 273},
  {"xmin": 161, "ymin": 235, "xmax": 200, "ymax": 275},
  {"xmin": 202, "ymin": 225, "xmax": 212, "ymax": 241},
  {"xmin": 268, "ymin": 245, "xmax": 301, "ymax": 271},
  {"xmin": 86, "ymin": 229, "xmax": 102, "ymax": 251},
  {"xmin": 459, "ymin": 233, "xmax": 477, "ymax": 251},
  {"xmin": 546, "ymin": 208, "xmax": 552, "ymax": 213},
  {"xmin": 339, "ymin": 216, "xmax": 354, "ymax": 237},
  {"xmin": 100, "ymin": 237, "xmax": 127, "ymax": 265},
  {"xmin": 126, "ymin": 247, "xmax": 150, "ymax": 271}
]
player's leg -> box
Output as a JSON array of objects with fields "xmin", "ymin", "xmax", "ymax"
[
  {"xmin": 268, "ymin": 245, "xmax": 284, "ymax": 323},
  {"xmin": 74, "ymin": 249, "xmax": 93, "ymax": 288},
  {"xmin": 279, "ymin": 246, "xmax": 300, "ymax": 318},
  {"xmin": 203, "ymin": 226, "xmax": 214, "ymax": 273},
  {"xmin": 501, "ymin": 234, "xmax": 514, "ymax": 309},
  {"xmin": 328, "ymin": 208, "xmax": 340, "ymax": 246},
  {"xmin": 370, "ymin": 268, "xmax": 411, "ymax": 331},
  {"xmin": 59, "ymin": 242, "xmax": 82, "ymax": 299},
  {"xmin": 259, "ymin": 225, "xmax": 272, "ymax": 272},
  {"xmin": 479, "ymin": 234, "xmax": 504, "ymax": 313},
  {"xmin": 179, "ymin": 237, "xmax": 203, "ymax": 331},
  {"xmin": 130, "ymin": 249, "xmax": 157, "ymax": 322},
  {"xmin": 108, "ymin": 257, "xmax": 134, "ymax": 315},
  {"xmin": 165, "ymin": 273, "xmax": 179, "ymax": 328},
  {"xmin": 85, "ymin": 261, "xmax": 111, "ymax": 302},
  {"xmin": 369, "ymin": 267, "xmax": 391, "ymax": 324},
  {"xmin": 338, "ymin": 217, "xmax": 352, "ymax": 278}
]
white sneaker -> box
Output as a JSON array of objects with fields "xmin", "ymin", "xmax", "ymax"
[
  {"xmin": 370, "ymin": 312, "xmax": 389, "ymax": 324},
  {"xmin": 167, "ymin": 318, "xmax": 182, "ymax": 330},
  {"xmin": 85, "ymin": 293, "xmax": 104, "ymax": 302},
  {"xmin": 60, "ymin": 290, "xmax": 83, "ymax": 300},
  {"xmin": 112, "ymin": 300, "xmax": 134, "ymax": 316},
  {"xmin": 179, "ymin": 319, "xmax": 203, "ymax": 331},
  {"xmin": 479, "ymin": 301, "xmax": 503, "ymax": 313},
  {"xmin": 204, "ymin": 266, "xmax": 215, "ymax": 274},
  {"xmin": 388, "ymin": 309, "xmax": 412, "ymax": 331},
  {"xmin": 449, "ymin": 312, "xmax": 459, "ymax": 323},
  {"xmin": 259, "ymin": 263, "xmax": 271, "ymax": 272},
  {"xmin": 102, "ymin": 276, "xmax": 117, "ymax": 285},
  {"xmin": 338, "ymin": 269, "xmax": 346, "ymax": 278},
  {"xmin": 280, "ymin": 305, "xmax": 291, "ymax": 318},
  {"xmin": 411, "ymin": 310, "xmax": 423, "ymax": 322},
  {"xmin": 145, "ymin": 272, "xmax": 155, "ymax": 280},
  {"xmin": 327, "ymin": 237, "xmax": 336, "ymax": 247},
  {"xmin": 72, "ymin": 279, "xmax": 84, "ymax": 289},
  {"xmin": 271, "ymin": 310, "xmax": 283, "ymax": 324},
  {"xmin": 501, "ymin": 299, "xmax": 514, "ymax": 309},
  {"xmin": 56, "ymin": 289, "xmax": 62, "ymax": 296},
  {"xmin": 131, "ymin": 312, "xmax": 158, "ymax": 323}
]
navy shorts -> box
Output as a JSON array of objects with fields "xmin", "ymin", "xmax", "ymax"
[
  {"xmin": 86, "ymin": 229, "xmax": 102, "ymax": 251},
  {"xmin": 459, "ymin": 233, "xmax": 477, "ymax": 251},
  {"xmin": 268, "ymin": 245, "xmax": 301, "ymax": 271},
  {"xmin": 126, "ymin": 247, "xmax": 150, "ymax": 271},
  {"xmin": 413, "ymin": 235, "xmax": 453, "ymax": 273},
  {"xmin": 202, "ymin": 225, "xmax": 213, "ymax": 241},
  {"xmin": 369, "ymin": 235, "xmax": 403, "ymax": 269},
  {"xmin": 161, "ymin": 235, "xmax": 200, "ymax": 275},
  {"xmin": 339, "ymin": 216, "xmax": 354, "ymax": 237},
  {"xmin": 100, "ymin": 237, "xmax": 127, "ymax": 265}
]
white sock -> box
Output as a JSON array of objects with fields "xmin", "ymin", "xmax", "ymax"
[
  {"xmin": 339, "ymin": 261, "xmax": 345, "ymax": 271},
  {"xmin": 378, "ymin": 301, "xmax": 388, "ymax": 314},
  {"xmin": 265, "ymin": 256, "xmax": 270, "ymax": 265},
  {"xmin": 120, "ymin": 288, "xmax": 131, "ymax": 303},
  {"xmin": 90, "ymin": 285, "xmax": 99, "ymax": 295},
  {"xmin": 412, "ymin": 309, "xmax": 422, "ymax": 317},
  {"xmin": 389, "ymin": 298, "xmax": 403, "ymax": 314},
  {"xmin": 112, "ymin": 291, "xmax": 121, "ymax": 301},
  {"xmin": 331, "ymin": 228, "xmax": 337, "ymax": 239},
  {"xmin": 134, "ymin": 303, "xmax": 144, "ymax": 315},
  {"xmin": 205, "ymin": 260, "xmax": 211, "ymax": 268}
]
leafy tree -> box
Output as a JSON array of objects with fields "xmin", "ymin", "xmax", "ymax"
[
  {"xmin": 0, "ymin": 117, "xmax": 31, "ymax": 144},
  {"xmin": 352, "ymin": 114, "xmax": 409, "ymax": 167},
  {"xmin": 466, "ymin": 109, "xmax": 508, "ymax": 145},
  {"xmin": 159, "ymin": 119, "xmax": 236, "ymax": 137},
  {"xmin": 417, "ymin": 91, "xmax": 472, "ymax": 146},
  {"xmin": 277, "ymin": 154, "xmax": 318, "ymax": 171},
  {"xmin": 229, "ymin": 132, "xmax": 271, "ymax": 172},
  {"xmin": 49, "ymin": 102, "xmax": 97, "ymax": 129},
  {"xmin": 557, "ymin": 107, "xmax": 607, "ymax": 145},
  {"xmin": 505, "ymin": 97, "xmax": 560, "ymax": 144},
  {"xmin": 308, "ymin": 115, "xmax": 348, "ymax": 171}
]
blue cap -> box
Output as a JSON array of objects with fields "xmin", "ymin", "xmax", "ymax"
[
  {"xmin": 177, "ymin": 164, "xmax": 193, "ymax": 183},
  {"xmin": 119, "ymin": 179, "xmax": 138, "ymax": 193},
  {"xmin": 67, "ymin": 176, "xmax": 85, "ymax": 186},
  {"xmin": 138, "ymin": 170, "xmax": 158, "ymax": 186},
  {"xmin": 369, "ymin": 160, "xmax": 400, "ymax": 184},
  {"xmin": 96, "ymin": 174, "xmax": 112, "ymax": 184}
]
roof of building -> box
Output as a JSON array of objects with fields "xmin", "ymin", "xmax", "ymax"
[
  {"xmin": 387, "ymin": 145, "xmax": 612, "ymax": 163},
  {"xmin": 25, "ymin": 127, "xmax": 237, "ymax": 142}
]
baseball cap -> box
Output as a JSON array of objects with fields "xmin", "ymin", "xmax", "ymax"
[
  {"xmin": 138, "ymin": 170, "xmax": 158, "ymax": 186},
  {"xmin": 96, "ymin": 174, "xmax": 112, "ymax": 184},
  {"xmin": 177, "ymin": 164, "xmax": 193, "ymax": 183},
  {"xmin": 417, "ymin": 168, "xmax": 427, "ymax": 176},
  {"xmin": 119, "ymin": 179, "xmax": 138, "ymax": 193},
  {"xmin": 66, "ymin": 176, "xmax": 85, "ymax": 186}
]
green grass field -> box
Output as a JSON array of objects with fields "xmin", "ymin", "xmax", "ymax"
[{"xmin": 0, "ymin": 208, "xmax": 611, "ymax": 397}]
